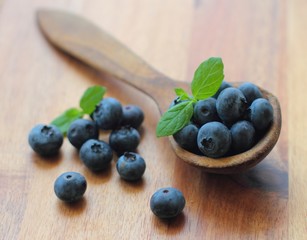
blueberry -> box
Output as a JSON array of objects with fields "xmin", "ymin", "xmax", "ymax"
[
  {"xmin": 109, "ymin": 126, "xmax": 140, "ymax": 154},
  {"xmin": 54, "ymin": 172, "xmax": 87, "ymax": 202},
  {"xmin": 92, "ymin": 97, "xmax": 123, "ymax": 130},
  {"xmin": 213, "ymin": 80, "xmax": 232, "ymax": 98},
  {"xmin": 67, "ymin": 119, "xmax": 99, "ymax": 149},
  {"xmin": 193, "ymin": 98, "xmax": 219, "ymax": 125},
  {"xmin": 28, "ymin": 124, "xmax": 63, "ymax": 156},
  {"xmin": 150, "ymin": 187, "xmax": 186, "ymax": 219},
  {"xmin": 197, "ymin": 122, "xmax": 231, "ymax": 158},
  {"xmin": 116, "ymin": 152, "xmax": 146, "ymax": 181},
  {"xmin": 248, "ymin": 98, "xmax": 273, "ymax": 130},
  {"xmin": 79, "ymin": 139, "xmax": 113, "ymax": 171},
  {"xmin": 238, "ymin": 82, "xmax": 263, "ymax": 105},
  {"xmin": 216, "ymin": 87, "xmax": 247, "ymax": 123},
  {"xmin": 230, "ymin": 120, "xmax": 255, "ymax": 153},
  {"xmin": 173, "ymin": 123, "xmax": 199, "ymax": 153},
  {"xmin": 120, "ymin": 105, "xmax": 144, "ymax": 129}
]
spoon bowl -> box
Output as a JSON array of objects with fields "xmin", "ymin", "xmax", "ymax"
[
  {"xmin": 37, "ymin": 9, "xmax": 282, "ymax": 174},
  {"xmin": 169, "ymin": 84, "xmax": 282, "ymax": 174}
]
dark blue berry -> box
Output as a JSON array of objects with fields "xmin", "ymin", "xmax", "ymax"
[
  {"xmin": 28, "ymin": 124, "xmax": 63, "ymax": 156},
  {"xmin": 230, "ymin": 120, "xmax": 255, "ymax": 153},
  {"xmin": 216, "ymin": 87, "xmax": 247, "ymax": 123},
  {"xmin": 213, "ymin": 80, "xmax": 232, "ymax": 98},
  {"xmin": 150, "ymin": 187, "xmax": 186, "ymax": 219},
  {"xmin": 197, "ymin": 121, "xmax": 231, "ymax": 158},
  {"xmin": 92, "ymin": 97, "xmax": 123, "ymax": 130},
  {"xmin": 116, "ymin": 152, "xmax": 146, "ymax": 181},
  {"xmin": 79, "ymin": 139, "xmax": 113, "ymax": 171},
  {"xmin": 173, "ymin": 123, "xmax": 199, "ymax": 153},
  {"xmin": 67, "ymin": 119, "xmax": 99, "ymax": 149},
  {"xmin": 238, "ymin": 82, "xmax": 263, "ymax": 105},
  {"xmin": 109, "ymin": 126, "xmax": 140, "ymax": 154},
  {"xmin": 193, "ymin": 98, "xmax": 219, "ymax": 125},
  {"xmin": 248, "ymin": 98, "xmax": 273, "ymax": 130},
  {"xmin": 120, "ymin": 105, "xmax": 144, "ymax": 129},
  {"xmin": 54, "ymin": 172, "xmax": 87, "ymax": 202}
]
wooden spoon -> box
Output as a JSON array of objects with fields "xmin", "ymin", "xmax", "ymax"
[{"xmin": 36, "ymin": 9, "xmax": 282, "ymax": 174}]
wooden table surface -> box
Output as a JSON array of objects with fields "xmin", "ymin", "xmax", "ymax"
[{"xmin": 0, "ymin": 0, "xmax": 305, "ymax": 239}]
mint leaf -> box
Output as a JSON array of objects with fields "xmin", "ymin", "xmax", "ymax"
[
  {"xmin": 174, "ymin": 88, "xmax": 190, "ymax": 101},
  {"xmin": 51, "ymin": 108, "xmax": 83, "ymax": 134},
  {"xmin": 156, "ymin": 101, "xmax": 193, "ymax": 137},
  {"xmin": 79, "ymin": 86, "xmax": 106, "ymax": 114},
  {"xmin": 156, "ymin": 57, "xmax": 225, "ymax": 138},
  {"xmin": 191, "ymin": 57, "xmax": 224, "ymax": 100}
]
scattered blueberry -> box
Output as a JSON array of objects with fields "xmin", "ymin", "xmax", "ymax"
[
  {"xmin": 238, "ymin": 82, "xmax": 263, "ymax": 105},
  {"xmin": 121, "ymin": 105, "xmax": 144, "ymax": 129},
  {"xmin": 92, "ymin": 97, "xmax": 123, "ymax": 130},
  {"xmin": 79, "ymin": 139, "xmax": 113, "ymax": 171},
  {"xmin": 109, "ymin": 126, "xmax": 140, "ymax": 154},
  {"xmin": 216, "ymin": 87, "xmax": 247, "ymax": 123},
  {"xmin": 213, "ymin": 80, "xmax": 232, "ymax": 98},
  {"xmin": 28, "ymin": 124, "xmax": 63, "ymax": 156},
  {"xmin": 193, "ymin": 98, "xmax": 219, "ymax": 125},
  {"xmin": 67, "ymin": 119, "xmax": 99, "ymax": 149},
  {"xmin": 248, "ymin": 98, "xmax": 274, "ymax": 130},
  {"xmin": 197, "ymin": 121, "xmax": 231, "ymax": 158},
  {"xmin": 150, "ymin": 187, "xmax": 186, "ymax": 219},
  {"xmin": 173, "ymin": 123, "xmax": 199, "ymax": 153},
  {"xmin": 54, "ymin": 172, "xmax": 87, "ymax": 202},
  {"xmin": 116, "ymin": 152, "xmax": 146, "ymax": 181},
  {"xmin": 230, "ymin": 120, "xmax": 255, "ymax": 153}
]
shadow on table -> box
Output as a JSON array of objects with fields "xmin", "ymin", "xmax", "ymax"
[
  {"xmin": 56, "ymin": 197, "xmax": 87, "ymax": 217},
  {"xmin": 31, "ymin": 151, "xmax": 63, "ymax": 169},
  {"xmin": 173, "ymin": 156, "xmax": 288, "ymax": 237},
  {"xmin": 151, "ymin": 212, "xmax": 186, "ymax": 235},
  {"xmin": 82, "ymin": 162, "xmax": 114, "ymax": 185},
  {"xmin": 117, "ymin": 177, "xmax": 146, "ymax": 193}
]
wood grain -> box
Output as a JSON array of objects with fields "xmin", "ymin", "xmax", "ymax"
[
  {"xmin": 288, "ymin": 0, "xmax": 307, "ymax": 239},
  {"xmin": 36, "ymin": 9, "xmax": 188, "ymax": 114},
  {"xmin": 0, "ymin": 0, "xmax": 303, "ymax": 239}
]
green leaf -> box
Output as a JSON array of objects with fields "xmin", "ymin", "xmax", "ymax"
[
  {"xmin": 79, "ymin": 86, "xmax": 106, "ymax": 114},
  {"xmin": 156, "ymin": 101, "xmax": 193, "ymax": 137},
  {"xmin": 174, "ymin": 88, "xmax": 190, "ymax": 101},
  {"xmin": 191, "ymin": 57, "xmax": 224, "ymax": 100},
  {"xmin": 51, "ymin": 108, "xmax": 84, "ymax": 134}
]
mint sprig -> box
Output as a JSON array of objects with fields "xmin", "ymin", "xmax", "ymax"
[
  {"xmin": 51, "ymin": 85, "xmax": 106, "ymax": 134},
  {"xmin": 174, "ymin": 88, "xmax": 191, "ymax": 101},
  {"xmin": 156, "ymin": 101, "xmax": 194, "ymax": 137},
  {"xmin": 191, "ymin": 57, "xmax": 224, "ymax": 100},
  {"xmin": 80, "ymin": 86, "xmax": 106, "ymax": 114},
  {"xmin": 51, "ymin": 108, "xmax": 84, "ymax": 134},
  {"xmin": 156, "ymin": 57, "xmax": 224, "ymax": 137}
]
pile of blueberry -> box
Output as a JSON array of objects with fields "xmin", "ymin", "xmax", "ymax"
[
  {"xmin": 173, "ymin": 81, "xmax": 274, "ymax": 158},
  {"xmin": 28, "ymin": 98, "xmax": 145, "ymax": 197},
  {"xmin": 28, "ymin": 96, "xmax": 185, "ymax": 218}
]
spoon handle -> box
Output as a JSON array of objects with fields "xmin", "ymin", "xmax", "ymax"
[{"xmin": 37, "ymin": 9, "xmax": 180, "ymax": 111}]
